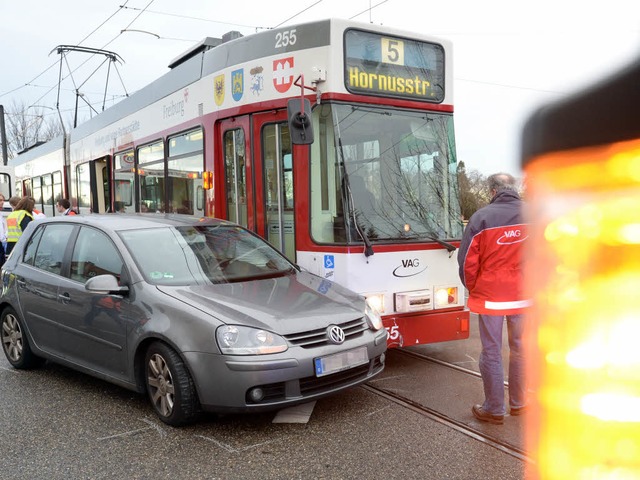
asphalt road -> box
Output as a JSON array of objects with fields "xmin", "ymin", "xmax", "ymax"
[{"xmin": 0, "ymin": 314, "xmax": 526, "ymax": 480}]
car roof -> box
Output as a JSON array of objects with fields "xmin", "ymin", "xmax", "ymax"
[{"xmin": 36, "ymin": 214, "xmax": 234, "ymax": 231}]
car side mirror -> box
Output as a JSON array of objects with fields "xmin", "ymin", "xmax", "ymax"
[
  {"xmin": 287, "ymin": 98, "xmax": 314, "ymax": 145},
  {"xmin": 85, "ymin": 274, "xmax": 129, "ymax": 295}
]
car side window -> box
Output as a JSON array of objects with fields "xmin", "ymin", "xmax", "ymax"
[
  {"xmin": 31, "ymin": 224, "xmax": 75, "ymax": 275},
  {"xmin": 22, "ymin": 225, "xmax": 45, "ymax": 266},
  {"xmin": 70, "ymin": 227, "xmax": 124, "ymax": 283}
]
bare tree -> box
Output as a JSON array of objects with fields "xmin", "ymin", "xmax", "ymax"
[
  {"xmin": 457, "ymin": 162, "xmax": 491, "ymax": 220},
  {"xmin": 3, "ymin": 100, "xmax": 65, "ymax": 159}
]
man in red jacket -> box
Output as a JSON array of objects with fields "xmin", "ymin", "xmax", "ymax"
[{"xmin": 458, "ymin": 172, "xmax": 530, "ymax": 424}]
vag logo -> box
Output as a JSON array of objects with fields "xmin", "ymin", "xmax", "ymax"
[
  {"xmin": 497, "ymin": 229, "xmax": 528, "ymax": 245},
  {"xmin": 393, "ymin": 258, "xmax": 427, "ymax": 278}
]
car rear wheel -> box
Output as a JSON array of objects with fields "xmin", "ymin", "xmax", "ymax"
[
  {"xmin": 144, "ymin": 342, "xmax": 199, "ymax": 426},
  {"xmin": 1, "ymin": 307, "xmax": 44, "ymax": 369}
]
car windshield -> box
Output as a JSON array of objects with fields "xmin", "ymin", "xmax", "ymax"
[{"xmin": 119, "ymin": 224, "xmax": 296, "ymax": 286}]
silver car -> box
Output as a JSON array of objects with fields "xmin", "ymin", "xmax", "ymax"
[{"xmin": 0, "ymin": 215, "xmax": 387, "ymax": 426}]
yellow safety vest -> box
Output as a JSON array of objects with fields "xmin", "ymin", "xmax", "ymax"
[{"xmin": 6, "ymin": 210, "xmax": 33, "ymax": 243}]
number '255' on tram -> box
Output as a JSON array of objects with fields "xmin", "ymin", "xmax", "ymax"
[{"xmin": 11, "ymin": 18, "xmax": 470, "ymax": 348}]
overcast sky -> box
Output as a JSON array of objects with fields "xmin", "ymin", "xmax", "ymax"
[{"xmin": 1, "ymin": 0, "xmax": 639, "ymax": 175}]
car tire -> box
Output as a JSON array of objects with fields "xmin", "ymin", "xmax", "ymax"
[
  {"xmin": 144, "ymin": 342, "xmax": 200, "ymax": 426},
  {"xmin": 1, "ymin": 306, "xmax": 44, "ymax": 369}
]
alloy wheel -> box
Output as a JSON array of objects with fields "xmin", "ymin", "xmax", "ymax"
[
  {"xmin": 147, "ymin": 353, "xmax": 175, "ymax": 417},
  {"xmin": 1, "ymin": 312, "xmax": 23, "ymax": 363}
]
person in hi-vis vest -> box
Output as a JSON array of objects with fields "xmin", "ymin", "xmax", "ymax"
[{"xmin": 6, "ymin": 196, "xmax": 35, "ymax": 256}]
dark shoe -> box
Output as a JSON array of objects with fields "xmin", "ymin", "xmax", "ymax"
[
  {"xmin": 472, "ymin": 404, "xmax": 504, "ymax": 424},
  {"xmin": 510, "ymin": 405, "xmax": 527, "ymax": 416}
]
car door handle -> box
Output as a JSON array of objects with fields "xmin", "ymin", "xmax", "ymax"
[
  {"xmin": 58, "ymin": 292, "xmax": 71, "ymax": 304},
  {"xmin": 16, "ymin": 279, "xmax": 26, "ymax": 288}
]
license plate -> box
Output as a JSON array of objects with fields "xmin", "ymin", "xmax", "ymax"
[{"xmin": 314, "ymin": 346, "xmax": 369, "ymax": 377}]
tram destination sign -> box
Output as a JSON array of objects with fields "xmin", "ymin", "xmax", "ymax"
[{"xmin": 344, "ymin": 29, "xmax": 445, "ymax": 103}]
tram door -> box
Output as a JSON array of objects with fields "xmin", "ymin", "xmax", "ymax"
[
  {"xmin": 252, "ymin": 111, "xmax": 296, "ymax": 262},
  {"xmin": 219, "ymin": 117, "xmax": 253, "ymax": 230},
  {"xmin": 75, "ymin": 157, "xmax": 110, "ymax": 214}
]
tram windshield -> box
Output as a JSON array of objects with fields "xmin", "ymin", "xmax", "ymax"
[{"xmin": 309, "ymin": 103, "xmax": 464, "ymax": 245}]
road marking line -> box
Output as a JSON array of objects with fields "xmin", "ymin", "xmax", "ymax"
[
  {"xmin": 97, "ymin": 427, "xmax": 153, "ymax": 441},
  {"xmin": 195, "ymin": 435, "xmax": 237, "ymax": 453},
  {"xmin": 97, "ymin": 418, "xmax": 166, "ymax": 441},
  {"xmin": 365, "ymin": 405, "xmax": 391, "ymax": 417}
]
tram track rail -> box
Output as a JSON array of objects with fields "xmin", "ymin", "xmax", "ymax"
[
  {"xmin": 397, "ymin": 347, "xmax": 510, "ymax": 387},
  {"xmin": 399, "ymin": 348, "xmax": 483, "ymax": 377},
  {"xmin": 363, "ymin": 349, "xmax": 532, "ymax": 464}
]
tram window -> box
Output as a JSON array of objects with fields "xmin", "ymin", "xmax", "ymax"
[
  {"xmin": 138, "ymin": 140, "xmax": 164, "ymax": 165},
  {"xmin": 137, "ymin": 141, "xmax": 165, "ymax": 213},
  {"xmin": 0, "ymin": 173, "xmax": 12, "ymax": 199},
  {"xmin": 76, "ymin": 163, "xmax": 91, "ymax": 208},
  {"xmin": 196, "ymin": 186, "xmax": 203, "ymax": 211},
  {"xmin": 139, "ymin": 169, "xmax": 164, "ymax": 212},
  {"xmin": 283, "ymin": 154, "xmax": 293, "ymax": 208},
  {"xmin": 168, "ymin": 128, "xmax": 204, "ymax": 217},
  {"xmin": 42, "ymin": 174, "xmax": 53, "ymax": 208},
  {"xmin": 114, "ymin": 151, "xmax": 134, "ymax": 171},
  {"xmin": 169, "ymin": 128, "xmax": 202, "ymax": 156},
  {"xmin": 53, "ymin": 171, "xmax": 63, "ymax": 204},
  {"xmin": 310, "ymin": 106, "xmax": 339, "ymax": 243},
  {"xmin": 114, "ymin": 179, "xmax": 133, "ymax": 206},
  {"xmin": 21, "ymin": 179, "xmax": 30, "ymax": 197},
  {"xmin": 33, "ymin": 176, "xmax": 43, "ymax": 208},
  {"xmin": 224, "ymin": 129, "xmax": 246, "ymax": 224},
  {"xmin": 262, "ymin": 123, "xmax": 293, "ymax": 211},
  {"xmin": 114, "ymin": 151, "xmax": 134, "ymax": 212}
]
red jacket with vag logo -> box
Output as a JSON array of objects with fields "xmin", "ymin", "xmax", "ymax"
[{"xmin": 457, "ymin": 190, "xmax": 530, "ymax": 315}]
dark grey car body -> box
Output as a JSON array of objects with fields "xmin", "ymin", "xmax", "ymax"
[{"xmin": 0, "ymin": 215, "xmax": 387, "ymax": 424}]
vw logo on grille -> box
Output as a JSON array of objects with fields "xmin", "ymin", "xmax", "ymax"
[{"xmin": 327, "ymin": 325, "xmax": 345, "ymax": 345}]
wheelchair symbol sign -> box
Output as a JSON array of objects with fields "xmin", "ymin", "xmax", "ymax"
[{"xmin": 324, "ymin": 255, "xmax": 334, "ymax": 269}]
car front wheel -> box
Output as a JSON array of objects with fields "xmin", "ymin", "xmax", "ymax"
[
  {"xmin": 1, "ymin": 307, "xmax": 43, "ymax": 369},
  {"xmin": 144, "ymin": 342, "xmax": 199, "ymax": 426}
]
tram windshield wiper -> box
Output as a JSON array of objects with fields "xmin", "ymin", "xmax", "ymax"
[
  {"xmin": 334, "ymin": 110, "xmax": 374, "ymax": 258},
  {"xmin": 425, "ymin": 233, "xmax": 457, "ymax": 253}
]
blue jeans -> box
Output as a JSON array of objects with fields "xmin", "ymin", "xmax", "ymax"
[{"xmin": 478, "ymin": 314, "xmax": 526, "ymax": 415}]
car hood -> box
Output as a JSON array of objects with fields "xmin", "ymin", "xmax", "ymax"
[{"xmin": 156, "ymin": 271, "xmax": 366, "ymax": 334}]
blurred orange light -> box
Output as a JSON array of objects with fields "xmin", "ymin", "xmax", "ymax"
[{"xmin": 524, "ymin": 138, "xmax": 640, "ymax": 479}]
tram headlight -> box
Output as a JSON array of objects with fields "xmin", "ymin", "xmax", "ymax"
[
  {"xmin": 364, "ymin": 299, "xmax": 384, "ymax": 331},
  {"xmin": 216, "ymin": 325, "xmax": 288, "ymax": 355},
  {"xmin": 434, "ymin": 285, "xmax": 460, "ymax": 309}
]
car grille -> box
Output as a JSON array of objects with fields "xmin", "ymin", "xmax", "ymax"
[
  {"xmin": 283, "ymin": 317, "xmax": 368, "ymax": 348},
  {"xmin": 245, "ymin": 355, "xmax": 385, "ymax": 405}
]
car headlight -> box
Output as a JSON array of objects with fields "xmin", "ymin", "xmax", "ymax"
[
  {"xmin": 216, "ymin": 325, "xmax": 288, "ymax": 355},
  {"xmin": 365, "ymin": 300, "xmax": 384, "ymax": 331}
]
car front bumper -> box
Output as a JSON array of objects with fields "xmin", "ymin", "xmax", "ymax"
[{"xmin": 184, "ymin": 329, "xmax": 387, "ymax": 413}]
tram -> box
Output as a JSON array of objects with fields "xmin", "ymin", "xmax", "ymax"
[
  {"xmin": 0, "ymin": 164, "xmax": 15, "ymax": 215},
  {"xmin": 10, "ymin": 18, "xmax": 470, "ymax": 347}
]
